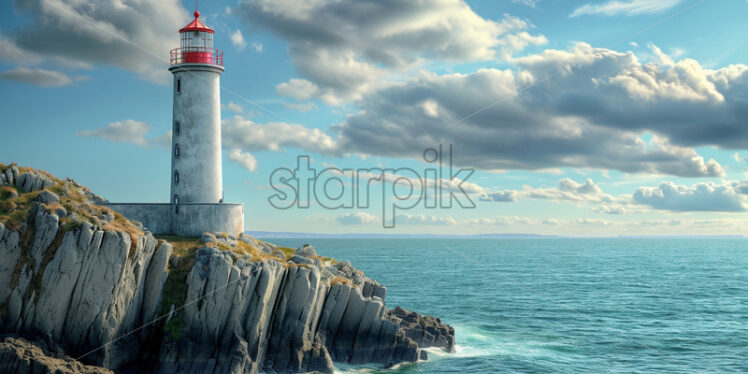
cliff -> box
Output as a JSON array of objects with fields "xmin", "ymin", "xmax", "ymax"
[{"xmin": 0, "ymin": 164, "xmax": 454, "ymax": 373}]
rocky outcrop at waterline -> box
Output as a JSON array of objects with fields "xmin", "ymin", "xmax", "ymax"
[{"xmin": 0, "ymin": 163, "xmax": 454, "ymax": 373}]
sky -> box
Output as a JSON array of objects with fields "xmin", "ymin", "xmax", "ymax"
[{"xmin": 1, "ymin": 0, "xmax": 748, "ymax": 236}]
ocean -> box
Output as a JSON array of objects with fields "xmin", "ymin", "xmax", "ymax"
[{"xmin": 264, "ymin": 238, "xmax": 748, "ymax": 373}]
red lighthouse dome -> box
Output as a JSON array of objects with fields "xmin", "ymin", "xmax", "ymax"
[
  {"xmin": 170, "ymin": 9, "xmax": 223, "ymax": 66},
  {"xmin": 179, "ymin": 11, "xmax": 214, "ymax": 34}
]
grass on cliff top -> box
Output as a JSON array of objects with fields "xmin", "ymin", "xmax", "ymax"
[
  {"xmin": 156, "ymin": 234, "xmax": 338, "ymax": 266},
  {"xmin": 155, "ymin": 234, "xmax": 296, "ymax": 264},
  {"xmin": 0, "ymin": 163, "xmax": 143, "ymax": 255}
]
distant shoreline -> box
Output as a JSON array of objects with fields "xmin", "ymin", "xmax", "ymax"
[{"xmin": 247, "ymin": 231, "xmax": 744, "ymax": 239}]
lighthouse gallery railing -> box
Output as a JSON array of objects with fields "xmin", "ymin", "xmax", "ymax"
[{"xmin": 170, "ymin": 47, "xmax": 223, "ymax": 66}]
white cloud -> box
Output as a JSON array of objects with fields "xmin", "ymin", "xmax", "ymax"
[
  {"xmin": 634, "ymin": 181, "xmax": 748, "ymax": 212},
  {"xmin": 481, "ymin": 190, "xmax": 519, "ymax": 202},
  {"xmin": 0, "ymin": 67, "xmax": 73, "ymax": 87},
  {"xmin": 467, "ymin": 216, "xmax": 535, "ymax": 225},
  {"xmin": 331, "ymin": 43, "xmax": 739, "ymax": 177},
  {"xmin": 0, "ymin": 35, "xmax": 42, "ymax": 64},
  {"xmin": 591, "ymin": 204, "xmax": 645, "ymax": 215},
  {"xmin": 525, "ymin": 178, "xmax": 614, "ymax": 203},
  {"xmin": 76, "ymin": 120, "xmax": 170, "ymax": 148},
  {"xmin": 513, "ymin": 0, "xmax": 539, "ymax": 7},
  {"xmin": 395, "ymin": 214, "xmax": 457, "ymax": 225},
  {"xmin": 336, "ymin": 211, "xmax": 378, "ymax": 225},
  {"xmin": 574, "ymin": 218, "xmax": 612, "ymax": 225},
  {"xmin": 222, "ymin": 115, "xmax": 339, "ymax": 156},
  {"xmin": 251, "ymin": 42, "xmax": 264, "ymax": 53},
  {"xmin": 226, "ymin": 101, "xmax": 244, "ymax": 113},
  {"xmin": 239, "ymin": 0, "xmax": 545, "ymax": 104},
  {"xmin": 3, "ymin": 0, "xmax": 189, "ymax": 83},
  {"xmin": 231, "ymin": 29, "xmax": 247, "ymax": 50},
  {"xmin": 276, "ymin": 79, "xmax": 319, "ymax": 101},
  {"xmin": 633, "ymin": 219, "xmax": 682, "ymax": 226},
  {"xmin": 229, "ymin": 148, "xmax": 258, "ymax": 171},
  {"xmin": 420, "ymin": 100, "xmax": 440, "ymax": 118},
  {"xmin": 571, "ymin": 0, "xmax": 683, "ymax": 17},
  {"xmin": 338, "ymin": 212, "xmax": 460, "ymax": 226},
  {"xmin": 482, "ymin": 178, "xmax": 628, "ymax": 206}
]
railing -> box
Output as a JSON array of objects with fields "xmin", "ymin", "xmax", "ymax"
[{"xmin": 170, "ymin": 47, "xmax": 223, "ymax": 66}]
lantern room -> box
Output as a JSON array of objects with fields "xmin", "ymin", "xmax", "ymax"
[{"xmin": 170, "ymin": 11, "xmax": 223, "ymax": 66}]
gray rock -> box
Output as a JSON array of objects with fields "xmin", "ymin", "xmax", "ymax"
[
  {"xmin": 387, "ymin": 306, "xmax": 455, "ymax": 353},
  {"xmin": 289, "ymin": 254, "xmax": 314, "ymax": 265},
  {"xmin": 3, "ymin": 168, "xmax": 14, "ymax": 186},
  {"xmin": 1, "ymin": 173, "xmax": 6, "ymax": 186},
  {"xmin": 362, "ymin": 279, "xmax": 387, "ymax": 301},
  {"xmin": 17, "ymin": 171, "xmax": 54, "ymax": 193},
  {"xmin": 240, "ymin": 235, "xmax": 256, "ymax": 245},
  {"xmin": 336, "ymin": 261, "xmax": 355, "ymax": 277},
  {"xmin": 0, "ymin": 336, "xmax": 113, "ymax": 374},
  {"xmin": 296, "ymin": 244, "xmax": 317, "ymax": 258},
  {"xmin": 36, "ymin": 190, "xmax": 60, "ymax": 204},
  {"xmin": 83, "ymin": 190, "xmax": 108, "ymax": 204},
  {"xmin": 100, "ymin": 210, "xmax": 115, "ymax": 223},
  {"xmin": 257, "ymin": 240, "xmax": 277, "ymax": 254},
  {"xmin": 215, "ymin": 232, "xmax": 237, "ymax": 247},
  {"xmin": 271, "ymin": 249, "xmax": 286, "ymax": 259},
  {"xmin": 201, "ymin": 232, "xmax": 217, "ymax": 244}
]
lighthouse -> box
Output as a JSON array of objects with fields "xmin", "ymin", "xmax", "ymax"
[
  {"xmin": 169, "ymin": 10, "xmax": 224, "ymax": 204},
  {"xmin": 105, "ymin": 8, "xmax": 244, "ymax": 237}
]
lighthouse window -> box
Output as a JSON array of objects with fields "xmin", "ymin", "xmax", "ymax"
[
  {"xmin": 174, "ymin": 171, "xmax": 179, "ymax": 184},
  {"xmin": 174, "ymin": 194, "xmax": 179, "ymax": 205},
  {"xmin": 174, "ymin": 144, "xmax": 180, "ymax": 157},
  {"xmin": 176, "ymin": 78, "xmax": 181, "ymax": 93},
  {"xmin": 174, "ymin": 121, "xmax": 180, "ymax": 134}
]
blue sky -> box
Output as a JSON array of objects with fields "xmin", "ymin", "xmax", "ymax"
[{"xmin": 2, "ymin": 0, "xmax": 748, "ymax": 236}]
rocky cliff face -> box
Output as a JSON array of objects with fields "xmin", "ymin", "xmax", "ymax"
[{"xmin": 0, "ymin": 164, "xmax": 454, "ymax": 374}]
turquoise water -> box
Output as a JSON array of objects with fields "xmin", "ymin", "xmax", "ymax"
[{"xmin": 264, "ymin": 238, "xmax": 748, "ymax": 373}]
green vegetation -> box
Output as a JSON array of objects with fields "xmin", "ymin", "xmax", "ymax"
[
  {"xmin": 0, "ymin": 164, "xmax": 143, "ymax": 251},
  {"xmin": 0, "ymin": 189, "xmax": 41, "ymax": 231},
  {"xmin": 277, "ymin": 246, "xmax": 295, "ymax": 258},
  {"xmin": 156, "ymin": 234, "xmax": 291, "ymax": 264},
  {"xmin": 159, "ymin": 244, "xmax": 196, "ymax": 342},
  {"xmin": 156, "ymin": 235, "xmax": 204, "ymax": 258}
]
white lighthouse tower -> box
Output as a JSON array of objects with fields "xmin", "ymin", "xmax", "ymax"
[
  {"xmin": 169, "ymin": 10, "xmax": 224, "ymax": 204},
  {"xmin": 105, "ymin": 8, "xmax": 243, "ymax": 236}
]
